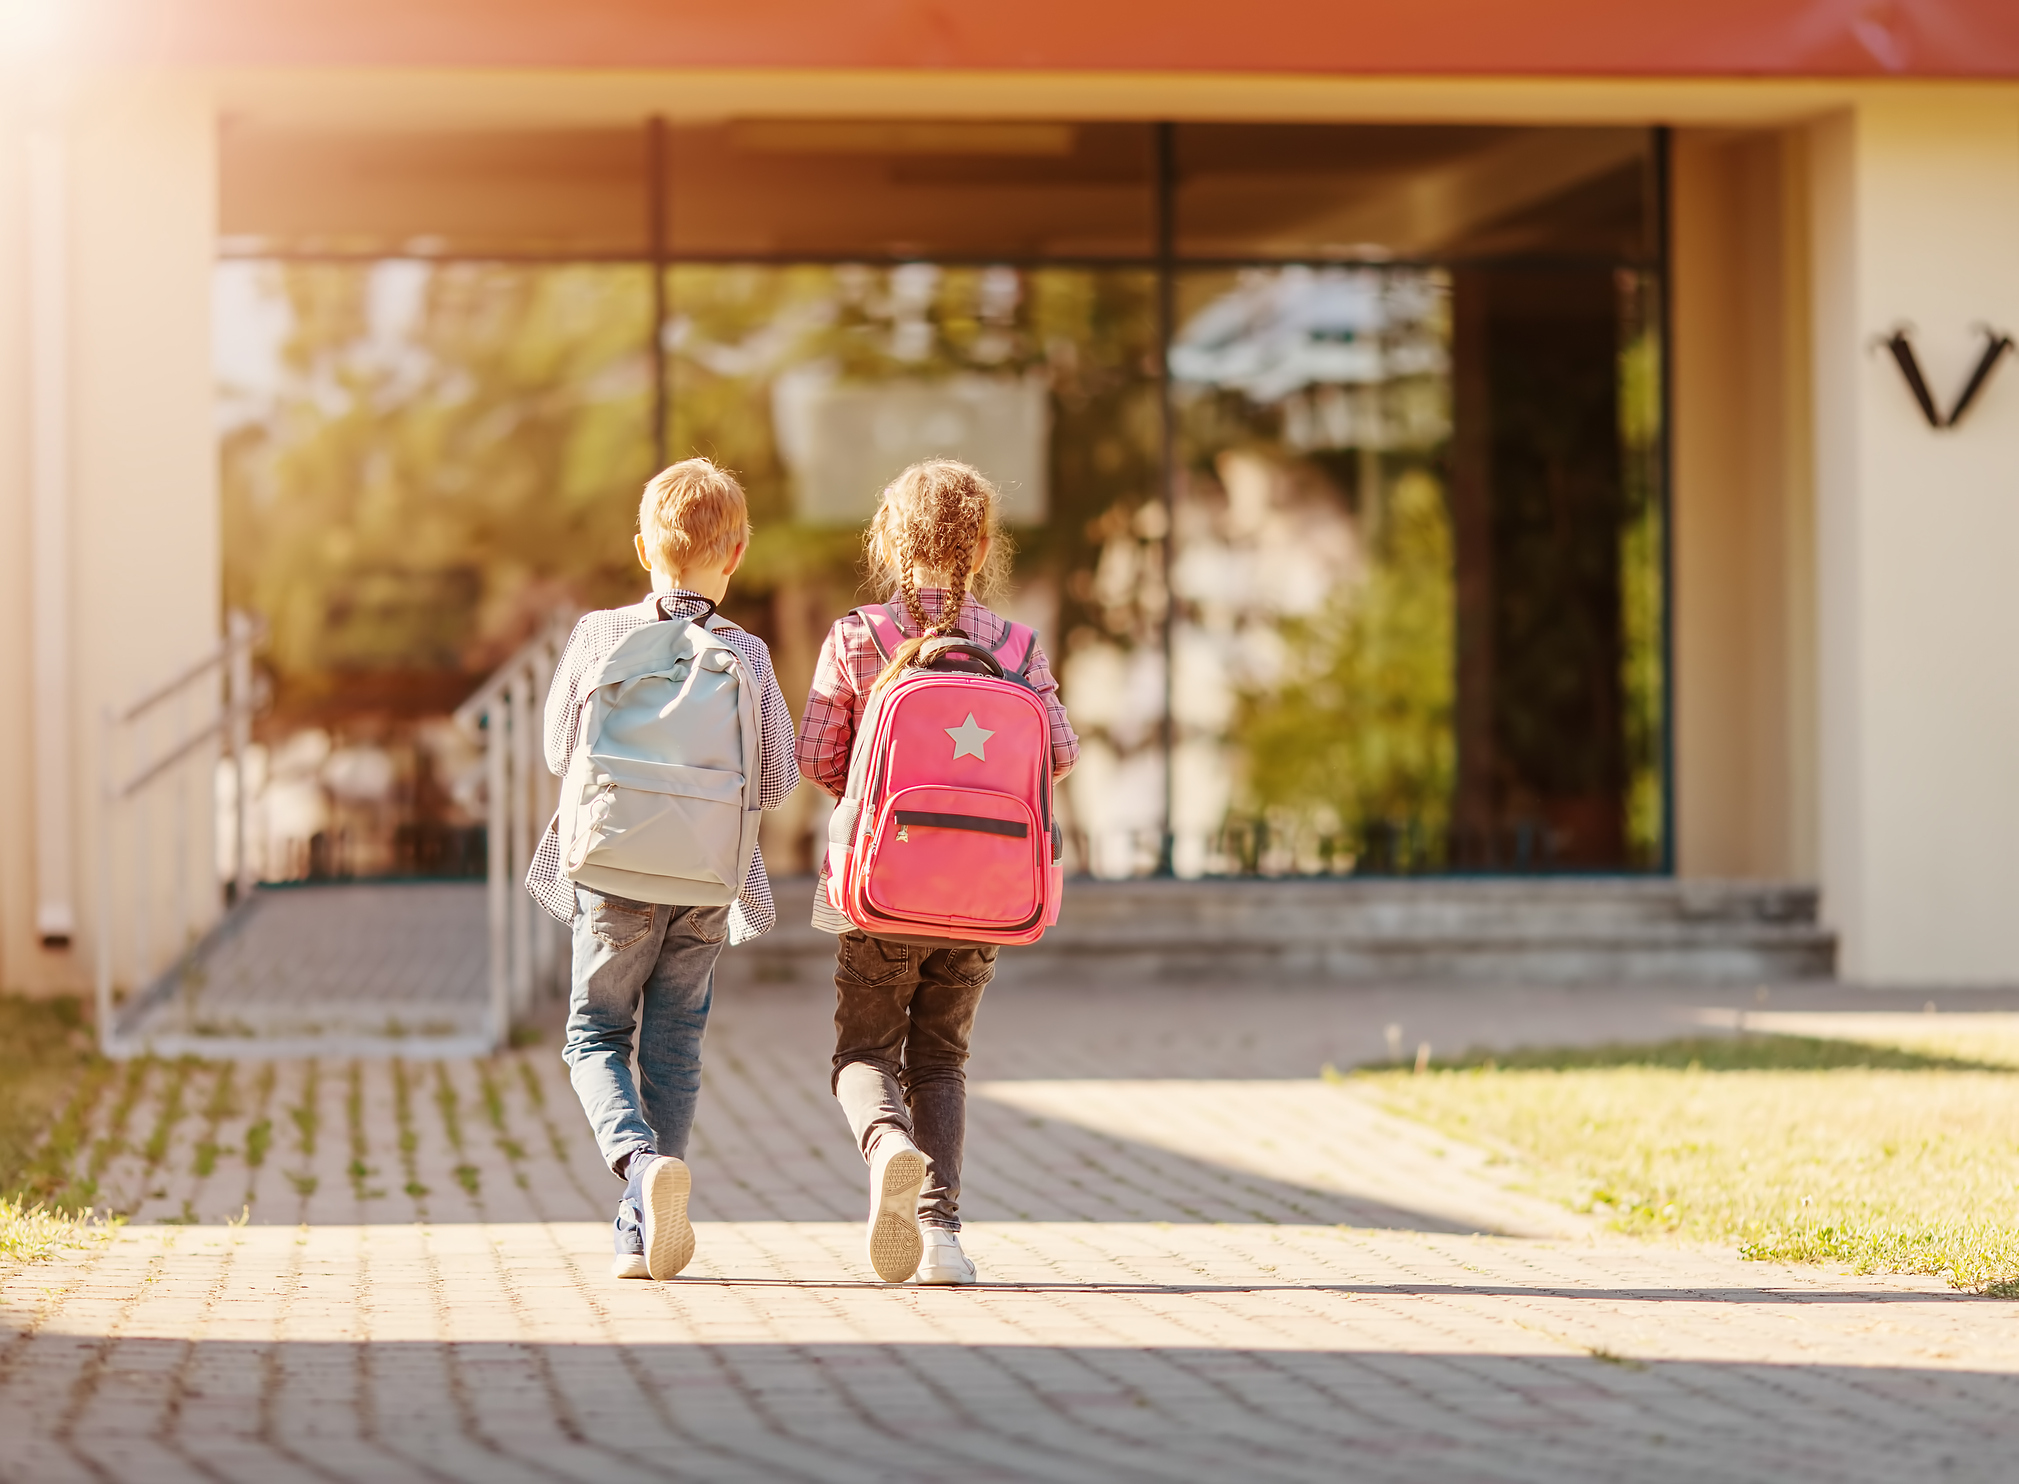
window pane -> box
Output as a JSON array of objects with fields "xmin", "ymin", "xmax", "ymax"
[
  {"xmin": 664, "ymin": 263, "xmax": 1162, "ymax": 875},
  {"xmin": 1450, "ymin": 265, "xmax": 1666, "ymax": 871},
  {"xmin": 1172, "ymin": 265, "xmax": 1456, "ymax": 876},
  {"xmin": 219, "ymin": 260, "xmax": 654, "ymax": 879},
  {"xmin": 1175, "ymin": 125, "xmax": 1657, "ymax": 264},
  {"xmin": 668, "ymin": 122, "xmax": 1155, "ymax": 261},
  {"xmin": 1170, "ymin": 261, "xmax": 1666, "ymax": 875}
]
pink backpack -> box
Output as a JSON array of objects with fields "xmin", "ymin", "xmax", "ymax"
[{"xmin": 824, "ymin": 604, "xmax": 1064, "ymax": 945}]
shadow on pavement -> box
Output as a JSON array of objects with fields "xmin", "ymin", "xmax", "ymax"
[
  {"xmin": 10, "ymin": 1337, "xmax": 2009, "ymax": 1484},
  {"xmin": 659, "ymin": 1276, "xmax": 1986, "ymax": 1303},
  {"xmin": 1403, "ymin": 1034, "xmax": 2017, "ymax": 1073}
]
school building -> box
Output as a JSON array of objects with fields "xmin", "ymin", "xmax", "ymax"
[{"xmin": 3, "ymin": 1, "xmax": 2018, "ymax": 1006}]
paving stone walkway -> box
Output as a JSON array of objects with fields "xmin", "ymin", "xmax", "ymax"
[{"xmin": 6, "ymin": 976, "xmax": 2019, "ymax": 1482}]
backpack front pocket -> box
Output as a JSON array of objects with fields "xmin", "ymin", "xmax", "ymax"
[
  {"xmin": 571, "ymin": 755, "xmax": 747, "ymax": 889},
  {"xmin": 860, "ymin": 785, "xmax": 1042, "ymax": 930}
]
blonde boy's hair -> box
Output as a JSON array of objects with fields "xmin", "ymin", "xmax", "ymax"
[{"xmin": 638, "ymin": 458, "xmax": 750, "ymax": 571}]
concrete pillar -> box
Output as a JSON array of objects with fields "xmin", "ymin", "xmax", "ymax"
[
  {"xmin": 1672, "ymin": 127, "xmax": 1818, "ymax": 885},
  {"xmin": 28, "ymin": 120, "xmax": 74, "ymax": 949},
  {"xmin": 1809, "ymin": 90, "xmax": 2019, "ymax": 983},
  {"xmin": 0, "ymin": 75, "xmax": 217, "ymax": 992},
  {"xmin": 0, "ymin": 109, "xmax": 22, "ymax": 983}
]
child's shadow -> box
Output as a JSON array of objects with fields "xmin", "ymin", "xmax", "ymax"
[{"xmin": 684, "ymin": 1088, "xmax": 1504, "ymax": 1235}]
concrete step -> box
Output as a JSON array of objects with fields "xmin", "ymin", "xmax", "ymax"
[{"xmin": 725, "ymin": 877, "xmax": 1836, "ymax": 987}]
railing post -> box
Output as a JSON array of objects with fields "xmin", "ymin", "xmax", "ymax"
[
  {"xmin": 133, "ymin": 711, "xmax": 151, "ymax": 991},
  {"xmin": 530, "ymin": 633, "xmax": 560, "ymax": 998},
  {"xmin": 485, "ymin": 697, "xmax": 510, "ymax": 1047},
  {"xmin": 228, "ymin": 610, "xmax": 254, "ymax": 905},
  {"xmin": 511, "ymin": 664, "xmax": 537, "ymax": 1016},
  {"xmin": 171, "ymin": 689, "xmax": 190, "ymax": 975},
  {"xmin": 96, "ymin": 706, "xmax": 114, "ymax": 1052}
]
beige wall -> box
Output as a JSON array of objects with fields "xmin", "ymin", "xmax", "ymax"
[
  {"xmin": 1640, "ymin": 96, "xmax": 2019, "ymax": 981},
  {"xmin": 0, "ymin": 75, "xmax": 218, "ymax": 994},
  {"xmin": 1671, "ymin": 128, "xmax": 1818, "ymax": 881},
  {"xmin": 1811, "ymin": 93, "xmax": 2019, "ymax": 983}
]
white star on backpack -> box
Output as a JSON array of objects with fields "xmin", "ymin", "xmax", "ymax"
[{"xmin": 945, "ymin": 713, "xmax": 994, "ymax": 760}]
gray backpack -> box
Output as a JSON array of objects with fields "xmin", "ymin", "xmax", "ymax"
[{"xmin": 555, "ymin": 609, "xmax": 762, "ymax": 906}]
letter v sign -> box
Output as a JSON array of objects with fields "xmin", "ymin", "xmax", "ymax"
[{"xmin": 1878, "ymin": 325, "xmax": 2014, "ymax": 429}]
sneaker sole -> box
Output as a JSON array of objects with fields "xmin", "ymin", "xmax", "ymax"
[
  {"xmin": 868, "ymin": 1148, "xmax": 927, "ymax": 1283},
  {"xmin": 642, "ymin": 1158, "xmax": 695, "ymax": 1280}
]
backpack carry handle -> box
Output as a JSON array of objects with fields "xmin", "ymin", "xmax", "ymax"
[{"xmin": 916, "ymin": 636, "xmax": 1006, "ymax": 677}]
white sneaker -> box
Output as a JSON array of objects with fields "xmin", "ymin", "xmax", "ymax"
[
  {"xmin": 640, "ymin": 1155, "xmax": 696, "ymax": 1280},
  {"xmin": 611, "ymin": 1251, "xmax": 650, "ymax": 1280},
  {"xmin": 916, "ymin": 1227, "xmax": 976, "ymax": 1286},
  {"xmin": 865, "ymin": 1137, "xmax": 928, "ymax": 1283}
]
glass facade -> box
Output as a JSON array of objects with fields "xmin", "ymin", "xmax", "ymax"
[
  {"xmin": 218, "ymin": 260, "xmax": 657, "ymax": 878},
  {"xmin": 217, "ymin": 119, "xmax": 1667, "ymax": 882}
]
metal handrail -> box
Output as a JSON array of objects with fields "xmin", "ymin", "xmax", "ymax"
[
  {"xmin": 116, "ymin": 644, "xmax": 229, "ymax": 725},
  {"xmin": 115, "ymin": 719, "xmax": 225, "ymax": 799},
  {"xmin": 454, "ymin": 612, "xmax": 573, "ymax": 730}
]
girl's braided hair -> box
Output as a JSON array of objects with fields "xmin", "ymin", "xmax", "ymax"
[{"xmin": 864, "ymin": 459, "xmax": 1013, "ymax": 691}]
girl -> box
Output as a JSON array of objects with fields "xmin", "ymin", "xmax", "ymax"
[{"xmin": 797, "ymin": 459, "xmax": 1078, "ymax": 1285}]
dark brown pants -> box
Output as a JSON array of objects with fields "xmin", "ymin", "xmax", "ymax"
[{"xmin": 830, "ymin": 930, "xmax": 997, "ymax": 1229}]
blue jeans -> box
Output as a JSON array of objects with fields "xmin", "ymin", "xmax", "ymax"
[{"xmin": 562, "ymin": 886, "xmax": 728, "ymax": 1178}]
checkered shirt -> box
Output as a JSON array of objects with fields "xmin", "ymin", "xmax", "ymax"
[
  {"xmin": 797, "ymin": 589, "xmax": 1078, "ymax": 933},
  {"xmin": 524, "ymin": 591, "xmax": 796, "ymax": 944}
]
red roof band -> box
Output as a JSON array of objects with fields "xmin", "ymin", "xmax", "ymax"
[{"xmin": 56, "ymin": 0, "xmax": 2019, "ymax": 78}]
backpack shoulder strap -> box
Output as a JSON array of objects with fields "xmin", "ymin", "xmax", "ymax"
[
  {"xmin": 853, "ymin": 604, "xmax": 910, "ymax": 664},
  {"xmin": 989, "ymin": 620, "xmax": 1040, "ymax": 678}
]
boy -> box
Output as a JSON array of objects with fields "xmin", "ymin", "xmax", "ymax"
[{"xmin": 527, "ymin": 459, "xmax": 795, "ymax": 1279}]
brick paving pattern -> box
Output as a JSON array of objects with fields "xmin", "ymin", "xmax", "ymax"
[{"xmin": 6, "ymin": 974, "xmax": 2018, "ymax": 1481}]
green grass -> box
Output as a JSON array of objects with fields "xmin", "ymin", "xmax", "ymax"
[
  {"xmin": 289, "ymin": 1062, "xmax": 320, "ymax": 1155},
  {"xmin": 1352, "ymin": 1033, "xmax": 2019, "ymax": 1295},
  {"xmin": 518, "ymin": 1057, "xmax": 573, "ymax": 1162},
  {"xmin": 392, "ymin": 1060, "xmax": 428, "ymax": 1200},
  {"xmin": 345, "ymin": 1061, "xmax": 383, "ymax": 1200},
  {"xmin": 477, "ymin": 1063, "xmax": 528, "ymax": 1187},
  {"xmin": 0, "ymin": 1196, "xmax": 119, "ymax": 1266},
  {"xmin": 192, "ymin": 1063, "xmax": 238, "ymax": 1178},
  {"xmin": 140, "ymin": 1059, "xmax": 197, "ymax": 1171},
  {"xmin": 90, "ymin": 1059, "xmax": 152, "ymax": 1186},
  {"xmin": 0, "ymin": 995, "xmax": 110, "ymax": 1211},
  {"xmin": 434, "ymin": 1066, "xmax": 480, "ymax": 1197},
  {"xmin": 243, "ymin": 1117, "xmax": 273, "ymax": 1169}
]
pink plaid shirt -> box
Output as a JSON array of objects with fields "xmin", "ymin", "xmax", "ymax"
[{"xmin": 796, "ymin": 589, "xmax": 1079, "ymax": 799}]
